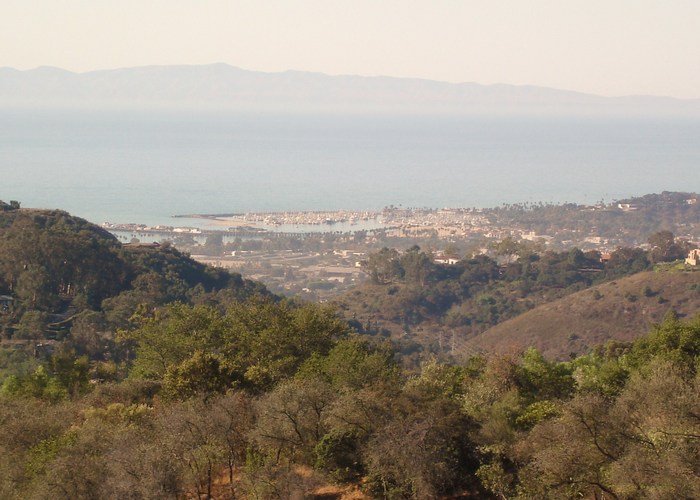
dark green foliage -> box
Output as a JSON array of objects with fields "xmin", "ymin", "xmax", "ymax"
[
  {"xmin": 362, "ymin": 247, "xmax": 404, "ymax": 284},
  {"xmin": 515, "ymin": 347, "xmax": 575, "ymax": 402},
  {"xmin": 0, "ymin": 209, "xmax": 268, "ymax": 336},
  {"xmin": 314, "ymin": 428, "xmax": 364, "ymax": 482},
  {"xmin": 123, "ymin": 300, "xmax": 349, "ymax": 394},
  {"xmin": 348, "ymin": 243, "xmax": 645, "ymax": 342},
  {"xmin": 117, "ymin": 243, "xmax": 238, "ymax": 301},
  {"xmin": 647, "ymin": 230, "xmax": 688, "ymax": 263},
  {"xmin": 0, "ymin": 199, "xmax": 20, "ymax": 211},
  {"xmin": 627, "ymin": 311, "xmax": 700, "ymax": 373},
  {"xmin": 162, "ymin": 350, "xmax": 237, "ymax": 400},
  {"xmin": 510, "ymin": 315, "xmax": 700, "ymax": 499},
  {"xmin": 296, "ymin": 336, "xmax": 400, "ymax": 391},
  {"xmin": 364, "ymin": 385, "xmax": 479, "ymax": 498},
  {"xmin": 604, "ymin": 246, "xmax": 650, "ymax": 277},
  {"xmin": 517, "ymin": 361, "xmax": 700, "ymax": 499},
  {"xmin": 15, "ymin": 311, "xmax": 49, "ymax": 340},
  {"xmin": 0, "ymin": 209, "xmax": 124, "ymax": 310}
]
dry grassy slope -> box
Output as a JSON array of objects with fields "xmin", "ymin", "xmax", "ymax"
[{"xmin": 466, "ymin": 268, "xmax": 700, "ymax": 360}]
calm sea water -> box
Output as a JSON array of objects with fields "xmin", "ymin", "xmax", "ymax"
[{"xmin": 1, "ymin": 110, "xmax": 699, "ymax": 227}]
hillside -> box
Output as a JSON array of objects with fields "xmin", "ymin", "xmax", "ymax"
[
  {"xmin": 1, "ymin": 204, "xmax": 699, "ymax": 498},
  {"xmin": 467, "ymin": 267, "xmax": 700, "ymax": 360},
  {"xmin": 0, "ymin": 206, "xmax": 268, "ymax": 340},
  {"xmin": 335, "ymin": 242, "xmax": 700, "ymax": 365},
  {"xmin": 2, "ymin": 285, "xmax": 698, "ymax": 498},
  {"xmin": 486, "ymin": 191, "xmax": 700, "ymax": 247}
]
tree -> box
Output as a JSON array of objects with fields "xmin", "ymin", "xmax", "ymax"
[
  {"xmin": 69, "ymin": 311, "xmax": 107, "ymax": 359},
  {"xmin": 124, "ymin": 300, "xmax": 347, "ymax": 394},
  {"xmin": 0, "ymin": 399, "xmax": 73, "ymax": 496},
  {"xmin": 15, "ymin": 311, "xmax": 49, "ymax": 340},
  {"xmin": 203, "ymin": 233, "xmax": 224, "ymax": 256},
  {"xmin": 49, "ymin": 349, "xmax": 90, "ymax": 397},
  {"xmin": 316, "ymin": 388, "xmax": 394, "ymax": 482},
  {"xmin": 628, "ymin": 312, "xmax": 700, "ymax": 373},
  {"xmin": 606, "ymin": 360, "xmax": 700, "ymax": 498},
  {"xmin": 362, "ymin": 248, "xmax": 403, "ymax": 284},
  {"xmin": 222, "ymin": 300, "xmax": 347, "ymax": 391},
  {"xmin": 364, "ymin": 394, "xmax": 478, "ymax": 498},
  {"xmin": 400, "ymin": 246, "xmax": 434, "ymax": 286},
  {"xmin": 490, "ymin": 237, "xmax": 522, "ymax": 264},
  {"xmin": 296, "ymin": 337, "xmax": 400, "ymax": 391},
  {"xmin": 517, "ymin": 360, "xmax": 700, "ymax": 499},
  {"xmin": 15, "ymin": 267, "xmax": 54, "ymax": 309},
  {"xmin": 251, "ymin": 377, "xmax": 335, "ymax": 464},
  {"xmin": 121, "ymin": 303, "xmax": 233, "ymax": 381},
  {"xmin": 0, "ymin": 199, "xmax": 20, "ymax": 211},
  {"xmin": 647, "ymin": 230, "xmax": 686, "ymax": 263},
  {"xmin": 162, "ymin": 350, "xmax": 236, "ymax": 400},
  {"xmin": 517, "ymin": 393, "xmax": 621, "ymax": 499},
  {"xmin": 515, "ymin": 347, "xmax": 575, "ymax": 403}
]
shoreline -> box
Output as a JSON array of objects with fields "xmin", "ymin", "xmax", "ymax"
[{"xmin": 102, "ymin": 208, "xmax": 393, "ymax": 238}]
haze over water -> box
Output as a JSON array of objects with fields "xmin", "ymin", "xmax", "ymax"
[{"xmin": 2, "ymin": 110, "xmax": 699, "ymax": 227}]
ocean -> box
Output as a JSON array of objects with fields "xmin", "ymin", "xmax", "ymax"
[{"xmin": 1, "ymin": 110, "xmax": 699, "ymax": 227}]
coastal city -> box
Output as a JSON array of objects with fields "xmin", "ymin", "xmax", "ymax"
[{"xmin": 102, "ymin": 194, "xmax": 700, "ymax": 299}]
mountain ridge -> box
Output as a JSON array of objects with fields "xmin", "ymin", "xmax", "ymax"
[{"xmin": 2, "ymin": 63, "xmax": 698, "ymax": 115}]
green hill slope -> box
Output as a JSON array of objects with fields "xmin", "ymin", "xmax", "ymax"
[
  {"xmin": 466, "ymin": 267, "xmax": 700, "ymax": 360},
  {"xmin": 0, "ymin": 207, "xmax": 269, "ymax": 336}
]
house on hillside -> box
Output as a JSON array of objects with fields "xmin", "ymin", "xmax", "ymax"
[
  {"xmin": 434, "ymin": 256, "xmax": 460, "ymax": 265},
  {"xmin": 123, "ymin": 242, "xmax": 161, "ymax": 249},
  {"xmin": 0, "ymin": 295, "xmax": 13, "ymax": 313},
  {"xmin": 686, "ymin": 249, "xmax": 700, "ymax": 266}
]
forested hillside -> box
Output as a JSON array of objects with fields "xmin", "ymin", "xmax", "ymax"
[
  {"xmin": 0, "ymin": 207, "xmax": 271, "ymax": 396},
  {"xmin": 485, "ymin": 191, "xmax": 700, "ymax": 245},
  {"xmin": 0, "ymin": 208, "xmax": 267, "ymax": 336},
  {"xmin": 339, "ymin": 235, "xmax": 694, "ymax": 362},
  {"xmin": 1, "ymin": 205, "xmax": 698, "ymax": 498},
  {"xmin": 1, "ymin": 302, "xmax": 698, "ymax": 498}
]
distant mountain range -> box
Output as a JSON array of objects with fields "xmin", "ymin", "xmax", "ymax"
[{"xmin": 1, "ymin": 64, "xmax": 699, "ymax": 115}]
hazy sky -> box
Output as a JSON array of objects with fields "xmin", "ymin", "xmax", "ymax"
[{"xmin": 2, "ymin": 0, "xmax": 699, "ymax": 98}]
